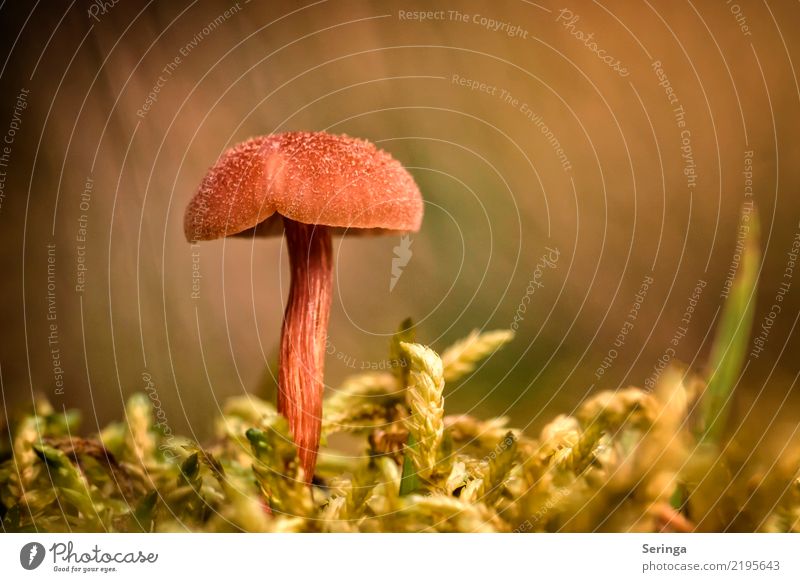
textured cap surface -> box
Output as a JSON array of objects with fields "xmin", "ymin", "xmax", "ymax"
[{"xmin": 184, "ymin": 131, "xmax": 424, "ymax": 241}]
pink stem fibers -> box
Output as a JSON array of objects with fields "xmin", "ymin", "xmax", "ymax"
[{"xmin": 278, "ymin": 218, "xmax": 332, "ymax": 482}]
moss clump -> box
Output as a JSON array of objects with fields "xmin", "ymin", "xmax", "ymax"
[{"xmin": 1, "ymin": 325, "xmax": 798, "ymax": 533}]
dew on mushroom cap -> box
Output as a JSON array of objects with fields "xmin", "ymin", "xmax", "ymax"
[{"xmin": 184, "ymin": 131, "xmax": 423, "ymax": 242}]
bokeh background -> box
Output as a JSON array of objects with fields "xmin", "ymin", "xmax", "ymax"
[{"xmin": 1, "ymin": 0, "xmax": 798, "ymax": 448}]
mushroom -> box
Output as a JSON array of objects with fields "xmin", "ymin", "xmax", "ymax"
[{"xmin": 184, "ymin": 131, "xmax": 423, "ymax": 481}]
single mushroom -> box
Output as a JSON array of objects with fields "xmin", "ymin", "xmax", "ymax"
[{"xmin": 184, "ymin": 131, "xmax": 423, "ymax": 481}]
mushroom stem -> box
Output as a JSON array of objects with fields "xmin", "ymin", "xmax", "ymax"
[{"xmin": 279, "ymin": 218, "xmax": 333, "ymax": 482}]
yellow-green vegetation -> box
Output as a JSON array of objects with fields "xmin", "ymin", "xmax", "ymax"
[
  {"xmin": 0, "ymin": 327, "xmax": 798, "ymax": 533},
  {"xmin": 2, "ymin": 209, "xmax": 798, "ymax": 532}
]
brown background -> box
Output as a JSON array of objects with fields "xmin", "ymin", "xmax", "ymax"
[{"xmin": 0, "ymin": 0, "xmax": 798, "ymax": 446}]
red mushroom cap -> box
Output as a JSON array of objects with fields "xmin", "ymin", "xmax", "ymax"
[{"xmin": 184, "ymin": 131, "xmax": 424, "ymax": 242}]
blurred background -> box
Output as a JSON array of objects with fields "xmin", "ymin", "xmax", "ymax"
[{"xmin": 0, "ymin": 0, "xmax": 798, "ymax": 446}]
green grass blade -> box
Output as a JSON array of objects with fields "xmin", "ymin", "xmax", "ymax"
[
  {"xmin": 399, "ymin": 433, "xmax": 421, "ymax": 495},
  {"xmin": 701, "ymin": 205, "xmax": 761, "ymax": 443}
]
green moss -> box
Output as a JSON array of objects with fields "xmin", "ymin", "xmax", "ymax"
[{"xmin": 1, "ymin": 327, "xmax": 797, "ymax": 532}]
